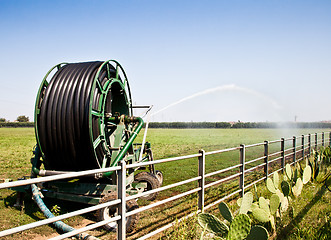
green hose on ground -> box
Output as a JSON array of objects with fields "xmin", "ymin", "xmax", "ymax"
[{"xmin": 31, "ymin": 184, "xmax": 99, "ymax": 240}]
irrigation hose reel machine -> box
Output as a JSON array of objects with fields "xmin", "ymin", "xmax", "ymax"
[{"xmin": 15, "ymin": 60, "xmax": 163, "ymax": 233}]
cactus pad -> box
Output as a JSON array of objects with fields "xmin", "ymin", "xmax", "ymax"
[
  {"xmin": 281, "ymin": 180, "xmax": 290, "ymax": 197},
  {"xmin": 292, "ymin": 177, "xmax": 303, "ymax": 197},
  {"xmin": 246, "ymin": 225, "xmax": 269, "ymax": 240},
  {"xmin": 266, "ymin": 178, "xmax": 276, "ymax": 193},
  {"xmin": 237, "ymin": 197, "xmax": 242, "ymax": 207},
  {"xmin": 198, "ymin": 213, "xmax": 229, "ymax": 237},
  {"xmin": 251, "ymin": 202, "xmax": 259, "ymax": 212},
  {"xmin": 270, "ymin": 194, "xmax": 281, "ymax": 215},
  {"xmin": 275, "ymin": 189, "xmax": 284, "ymax": 202},
  {"xmin": 270, "ymin": 215, "xmax": 276, "ymax": 231},
  {"xmin": 219, "ymin": 202, "xmax": 233, "ymax": 223},
  {"xmin": 253, "ymin": 183, "xmax": 259, "ymax": 200},
  {"xmin": 286, "ymin": 164, "xmax": 292, "ymax": 180},
  {"xmin": 303, "ymin": 165, "xmax": 311, "ymax": 184},
  {"xmin": 283, "ymin": 173, "xmax": 288, "ymax": 182},
  {"xmin": 227, "ymin": 214, "xmax": 251, "ymax": 240},
  {"xmin": 259, "ymin": 197, "xmax": 270, "ymax": 215},
  {"xmin": 252, "ymin": 207, "xmax": 270, "ymax": 223},
  {"xmin": 239, "ymin": 192, "xmax": 253, "ymax": 214},
  {"xmin": 280, "ymin": 196, "xmax": 289, "ymax": 212},
  {"xmin": 293, "ymin": 168, "xmax": 298, "ymax": 183}
]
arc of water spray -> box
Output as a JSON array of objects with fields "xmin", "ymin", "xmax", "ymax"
[{"xmin": 151, "ymin": 84, "xmax": 282, "ymax": 117}]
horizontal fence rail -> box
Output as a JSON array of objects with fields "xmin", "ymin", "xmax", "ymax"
[{"xmin": 0, "ymin": 132, "xmax": 330, "ymax": 239}]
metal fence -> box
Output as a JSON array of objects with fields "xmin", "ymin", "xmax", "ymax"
[{"xmin": 0, "ymin": 132, "xmax": 330, "ymax": 239}]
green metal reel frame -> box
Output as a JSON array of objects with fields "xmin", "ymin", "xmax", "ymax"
[{"xmin": 89, "ymin": 60, "xmax": 133, "ymax": 169}]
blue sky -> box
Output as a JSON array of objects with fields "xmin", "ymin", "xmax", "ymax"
[{"xmin": 0, "ymin": 0, "xmax": 330, "ymax": 122}]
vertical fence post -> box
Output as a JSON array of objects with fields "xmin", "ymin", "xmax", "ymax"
[
  {"xmin": 301, "ymin": 135, "xmax": 305, "ymax": 161},
  {"xmin": 308, "ymin": 134, "xmax": 311, "ymax": 156},
  {"xmin": 117, "ymin": 160, "xmax": 126, "ymax": 240},
  {"xmin": 281, "ymin": 138, "xmax": 285, "ymax": 172},
  {"xmin": 293, "ymin": 136, "xmax": 296, "ymax": 163},
  {"xmin": 322, "ymin": 132, "xmax": 325, "ymax": 147},
  {"xmin": 264, "ymin": 141, "xmax": 269, "ymax": 178},
  {"xmin": 198, "ymin": 149, "xmax": 205, "ymax": 212},
  {"xmin": 315, "ymin": 133, "xmax": 318, "ymax": 150},
  {"xmin": 239, "ymin": 144, "xmax": 245, "ymax": 197},
  {"xmin": 329, "ymin": 132, "xmax": 331, "ymax": 146}
]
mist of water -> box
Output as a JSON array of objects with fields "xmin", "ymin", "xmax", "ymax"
[{"xmin": 151, "ymin": 84, "xmax": 282, "ymax": 118}]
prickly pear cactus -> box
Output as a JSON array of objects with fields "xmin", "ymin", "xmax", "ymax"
[
  {"xmin": 275, "ymin": 189, "xmax": 284, "ymax": 201},
  {"xmin": 239, "ymin": 192, "xmax": 253, "ymax": 214},
  {"xmin": 253, "ymin": 183, "xmax": 259, "ymax": 200},
  {"xmin": 270, "ymin": 214, "xmax": 276, "ymax": 231},
  {"xmin": 266, "ymin": 178, "xmax": 276, "ymax": 193},
  {"xmin": 286, "ymin": 164, "xmax": 292, "ymax": 180},
  {"xmin": 303, "ymin": 165, "xmax": 312, "ymax": 184},
  {"xmin": 198, "ymin": 213, "xmax": 229, "ymax": 237},
  {"xmin": 219, "ymin": 202, "xmax": 233, "ymax": 223},
  {"xmin": 252, "ymin": 207, "xmax": 270, "ymax": 223},
  {"xmin": 237, "ymin": 197, "xmax": 242, "ymax": 207},
  {"xmin": 281, "ymin": 180, "xmax": 290, "ymax": 197},
  {"xmin": 259, "ymin": 197, "xmax": 270, "ymax": 215},
  {"xmin": 270, "ymin": 194, "xmax": 281, "ymax": 215},
  {"xmin": 283, "ymin": 173, "xmax": 288, "ymax": 182},
  {"xmin": 293, "ymin": 168, "xmax": 298, "ymax": 183},
  {"xmin": 246, "ymin": 225, "xmax": 269, "ymax": 240},
  {"xmin": 227, "ymin": 214, "xmax": 251, "ymax": 240},
  {"xmin": 251, "ymin": 202, "xmax": 259, "ymax": 212},
  {"xmin": 292, "ymin": 177, "xmax": 303, "ymax": 197},
  {"xmin": 280, "ymin": 195, "xmax": 289, "ymax": 212},
  {"xmin": 308, "ymin": 157, "xmax": 314, "ymax": 178}
]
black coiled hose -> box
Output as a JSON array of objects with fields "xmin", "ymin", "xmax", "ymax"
[{"xmin": 36, "ymin": 61, "xmax": 126, "ymax": 171}]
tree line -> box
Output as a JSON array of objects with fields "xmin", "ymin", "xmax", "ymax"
[
  {"xmin": 0, "ymin": 122, "xmax": 34, "ymax": 128},
  {"xmin": 0, "ymin": 115, "xmax": 32, "ymax": 127},
  {"xmin": 0, "ymin": 115, "xmax": 29, "ymax": 123},
  {"xmin": 1, "ymin": 120, "xmax": 331, "ymax": 129},
  {"xmin": 147, "ymin": 122, "xmax": 331, "ymax": 129}
]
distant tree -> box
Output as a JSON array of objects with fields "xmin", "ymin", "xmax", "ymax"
[
  {"xmin": 16, "ymin": 115, "xmax": 29, "ymax": 122},
  {"xmin": 0, "ymin": 118, "xmax": 6, "ymax": 122}
]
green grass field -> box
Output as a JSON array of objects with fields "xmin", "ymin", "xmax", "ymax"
[{"xmin": 0, "ymin": 127, "xmax": 330, "ymax": 239}]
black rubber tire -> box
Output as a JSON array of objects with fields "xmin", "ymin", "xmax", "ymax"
[
  {"xmin": 155, "ymin": 170, "xmax": 163, "ymax": 186},
  {"xmin": 134, "ymin": 172, "xmax": 159, "ymax": 201},
  {"xmin": 96, "ymin": 192, "xmax": 139, "ymax": 233}
]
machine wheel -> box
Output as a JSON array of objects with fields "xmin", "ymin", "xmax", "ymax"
[
  {"xmin": 96, "ymin": 192, "xmax": 139, "ymax": 233},
  {"xmin": 155, "ymin": 170, "xmax": 163, "ymax": 186},
  {"xmin": 134, "ymin": 172, "xmax": 159, "ymax": 201}
]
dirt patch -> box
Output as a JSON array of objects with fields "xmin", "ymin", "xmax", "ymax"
[
  {"xmin": 72, "ymin": 218, "xmax": 95, "ymax": 229},
  {"xmin": 32, "ymin": 232, "xmax": 59, "ymax": 240},
  {"xmin": 27, "ymin": 219, "xmax": 96, "ymax": 240}
]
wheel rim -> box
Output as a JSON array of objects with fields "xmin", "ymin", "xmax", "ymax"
[{"xmin": 103, "ymin": 207, "xmax": 117, "ymax": 229}]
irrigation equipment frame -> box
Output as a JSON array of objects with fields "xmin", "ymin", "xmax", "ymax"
[{"xmin": 0, "ymin": 131, "xmax": 330, "ymax": 239}]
